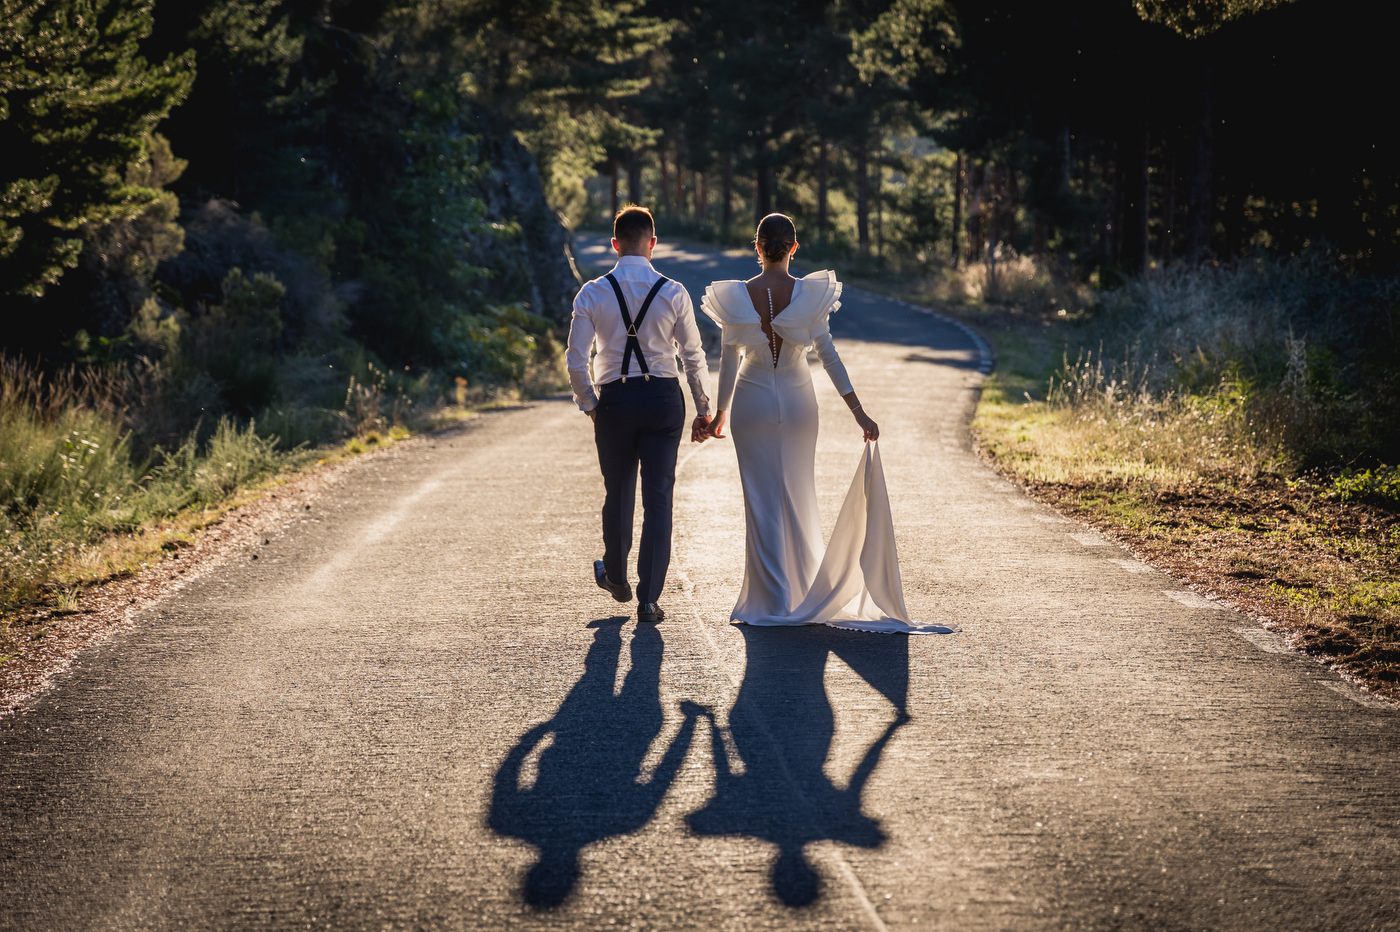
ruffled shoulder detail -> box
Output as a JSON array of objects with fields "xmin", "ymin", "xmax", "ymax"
[
  {"xmin": 771, "ymin": 270, "xmax": 842, "ymax": 345},
  {"xmin": 701, "ymin": 281, "xmax": 766, "ymax": 347},
  {"xmin": 699, "ymin": 281, "xmax": 758, "ymax": 325}
]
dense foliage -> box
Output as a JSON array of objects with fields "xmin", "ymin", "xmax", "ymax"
[
  {"xmin": 0, "ymin": 0, "xmax": 1392, "ymax": 447},
  {"xmin": 588, "ymin": 0, "xmax": 1394, "ymax": 277},
  {"xmin": 2, "ymin": 0, "xmax": 603, "ymax": 398}
]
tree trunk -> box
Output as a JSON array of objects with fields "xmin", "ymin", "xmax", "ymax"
[
  {"xmin": 1102, "ymin": 144, "xmax": 1121, "ymax": 265},
  {"xmin": 988, "ymin": 162, "xmax": 1002, "ymax": 281},
  {"xmin": 1004, "ymin": 163, "xmax": 1019, "ymax": 251},
  {"xmin": 697, "ymin": 172, "xmax": 708, "ymax": 223},
  {"xmin": 1122, "ymin": 116, "xmax": 1151, "ymax": 273},
  {"xmin": 628, "ymin": 149, "xmax": 642, "ymax": 206},
  {"xmin": 951, "ymin": 151, "xmax": 963, "ymax": 267},
  {"xmin": 755, "ymin": 161, "xmax": 774, "ymax": 223},
  {"xmin": 855, "ymin": 143, "xmax": 870, "ymax": 255},
  {"xmin": 721, "ymin": 154, "xmax": 733, "ymax": 229},
  {"xmin": 1224, "ymin": 173, "xmax": 1246, "ymax": 259},
  {"xmin": 1185, "ymin": 69, "xmax": 1214, "ymax": 263},
  {"xmin": 675, "ymin": 146, "xmax": 685, "ymax": 216},
  {"xmin": 609, "ymin": 159, "xmax": 619, "ymax": 217},
  {"xmin": 968, "ymin": 160, "xmax": 984, "ymax": 263},
  {"xmin": 817, "ymin": 140, "xmax": 830, "ymax": 235},
  {"xmin": 659, "ymin": 148, "xmax": 671, "ymax": 212},
  {"xmin": 875, "ymin": 155, "xmax": 884, "ymax": 257},
  {"xmin": 1060, "ymin": 124, "xmax": 1072, "ymax": 194},
  {"xmin": 1160, "ymin": 142, "xmax": 1176, "ymax": 266}
]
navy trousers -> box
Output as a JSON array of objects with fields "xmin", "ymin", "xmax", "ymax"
[{"xmin": 593, "ymin": 377, "xmax": 685, "ymax": 604}]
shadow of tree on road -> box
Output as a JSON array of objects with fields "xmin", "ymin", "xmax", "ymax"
[
  {"xmin": 689, "ymin": 626, "xmax": 910, "ymax": 908},
  {"xmin": 488, "ymin": 618, "xmax": 703, "ymax": 908}
]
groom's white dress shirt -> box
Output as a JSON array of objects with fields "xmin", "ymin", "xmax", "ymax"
[{"xmin": 567, "ymin": 255, "xmax": 713, "ymax": 415}]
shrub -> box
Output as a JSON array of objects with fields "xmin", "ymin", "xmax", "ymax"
[
  {"xmin": 1326, "ymin": 466, "xmax": 1400, "ymax": 510},
  {"xmin": 437, "ymin": 304, "xmax": 559, "ymax": 387},
  {"xmin": 0, "ymin": 354, "xmax": 292, "ymax": 611},
  {"xmin": 1072, "ymin": 255, "xmax": 1400, "ymax": 472}
]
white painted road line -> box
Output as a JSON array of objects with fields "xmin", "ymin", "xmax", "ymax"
[
  {"xmin": 1108, "ymin": 558, "xmax": 1154, "ymax": 574},
  {"xmin": 1235, "ymin": 627, "xmax": 1288, "ymax": 653},
  {"xmin": 1068, "ymin": 533, "xmax": 1109, "ymax": 547},
  {"xmin": 1164, "ymin": 590, "xmax": 1224, "ymax": 610},
  {"xmin": 1325, "ymin": 683, "xmax": 1394, "ymax": 710}
]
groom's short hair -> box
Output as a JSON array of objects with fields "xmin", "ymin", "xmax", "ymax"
[{"xmin": 613, "ymin": 205, "xmax": 655, "ymax": 246}]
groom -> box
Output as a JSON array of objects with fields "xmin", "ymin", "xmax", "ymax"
[{"xmin": 567, "ymin": 207, "xmax": 713, "ymax": 623}]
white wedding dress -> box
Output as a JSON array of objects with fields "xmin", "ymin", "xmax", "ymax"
[{"xmin": 701, "ymin": 271, "xmax": 957, "ymax": 635}]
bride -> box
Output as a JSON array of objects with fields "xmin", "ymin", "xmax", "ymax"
[{"xmin": 701, "ymin": 213, "xmax": 954, "ymax": 635}]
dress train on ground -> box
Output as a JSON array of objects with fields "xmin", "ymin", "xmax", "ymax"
[{"xmin": 739, "ymin": 442, "xmax": 958, "ymax": 635}]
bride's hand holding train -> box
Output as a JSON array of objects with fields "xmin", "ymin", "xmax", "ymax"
[
  {"xmin": 844, "ymin": 393, "xmax": 879, "ymax": 442},
  {"xmin": 855, "ymin": 409, "xmax": 879, "ymax": 442}
]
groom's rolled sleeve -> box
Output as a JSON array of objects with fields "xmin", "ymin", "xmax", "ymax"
[
  {"xmin": 672, "ymin": 289, "xmax": 713, "ymax": 416},
  {"xmin": 566, "ymin": 296, "xmax": 599, "ymax": 412}
]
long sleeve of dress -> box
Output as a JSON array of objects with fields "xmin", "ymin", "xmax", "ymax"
[
  {"xmin": 716, "ymin": 341, "xmax": 743, "ymax": 412},
  {"xmin": 812, "ymin": 330, "xmax": 854, "ymax": 396}
]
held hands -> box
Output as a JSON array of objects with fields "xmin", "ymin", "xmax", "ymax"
[
  {"xmin": 690, "ymin": 414, "xmax": 712, "ymax": 443},
  {"xmin": 707, "ymin": 411, "xmax": 728, "ymax": 440}
]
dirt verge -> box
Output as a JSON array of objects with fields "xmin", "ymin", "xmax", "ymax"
[{"xmin": 978, "ymin": 452, "xmax": 1399, "ymax": 705}]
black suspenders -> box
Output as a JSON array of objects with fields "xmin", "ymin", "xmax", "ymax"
[{"xmin": 604, "ymin": 272, "xmax": 669, "ymax": 382}]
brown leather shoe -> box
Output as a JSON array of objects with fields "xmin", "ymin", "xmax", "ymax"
[{"xmin": 637, "ymin": 602, "xmax": 665, "ymax": 623}]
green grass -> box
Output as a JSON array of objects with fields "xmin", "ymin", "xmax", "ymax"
[{"xmin": 1, "ymin": 401, "xmax": 295, "ymax": 616}]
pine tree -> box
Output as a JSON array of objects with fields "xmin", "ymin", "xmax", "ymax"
[
  {"xmin": 145, "ymin": 0, "xmax": 305, "ymax": 203},
  {"xmin": 0, "ymin": 0, "xmax": 193, "ymax": 297}
]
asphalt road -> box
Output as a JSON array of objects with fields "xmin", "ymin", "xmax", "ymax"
[{"xmin": 2, "ymin": 237, "xmax": 1397, "ymax": 931}]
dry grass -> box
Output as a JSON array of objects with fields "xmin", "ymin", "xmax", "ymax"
[{"xmin": 968, "ymin": 262, "xmax": 1400, "ymax": 699}]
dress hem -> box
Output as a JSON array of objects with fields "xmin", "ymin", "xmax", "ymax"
[{"xmin": 730, "ymin": 616, "xmax": 961, "ymax": 635}]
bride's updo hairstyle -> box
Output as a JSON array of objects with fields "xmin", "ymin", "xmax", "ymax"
[{"xmin": 755, "ymin": 213, "xmax": 797, "ymax": 264}]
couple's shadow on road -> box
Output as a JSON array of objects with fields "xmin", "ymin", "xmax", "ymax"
[{"xmin": 489, "ymin": 619, "xmax": 908, "ymax": 909}]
